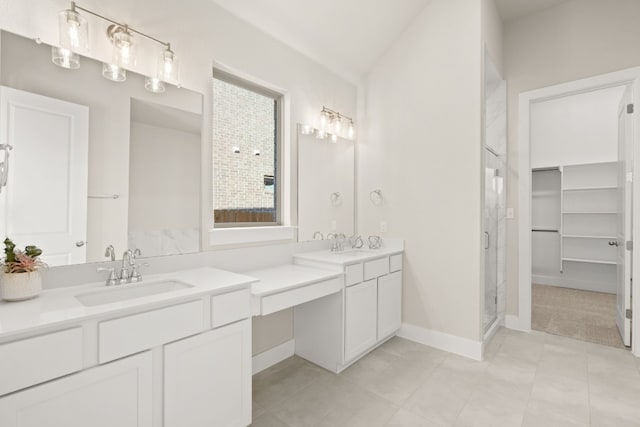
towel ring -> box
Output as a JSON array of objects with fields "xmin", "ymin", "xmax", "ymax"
[{"xmin": 370, "ymin": 189, "xmax": 383, "ymax": 205}]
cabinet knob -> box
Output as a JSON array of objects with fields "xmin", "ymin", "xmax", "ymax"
[{"xmin": 76, "ymin": 241, "xmax": 86, "ymax": 247}]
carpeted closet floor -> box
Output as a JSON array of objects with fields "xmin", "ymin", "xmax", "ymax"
[{"xmin": 532, "ymin": 284, "xmax": 626, "ymax": 349}]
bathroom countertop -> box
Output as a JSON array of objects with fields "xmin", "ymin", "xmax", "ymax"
[
  {"xmin": 248, "ymin": 264, "xmax": 342, "ymax": 297},
  {"xmin": 294, "ymin": 246, "xmax": 403, "ymax": 266},
  {"xmin": 0, "ymin": 267, "xmax": 258, "ymax": 342}
]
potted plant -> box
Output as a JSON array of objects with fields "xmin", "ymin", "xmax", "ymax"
[{"xmin": 0, "ymin": 238, "xmax": 45, "ymax": 301}]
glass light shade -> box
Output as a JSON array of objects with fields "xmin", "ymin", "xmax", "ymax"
[
  {"xmin": 300, "ymin": 124, "xmax": 314, "ymax": 135},
  {"xmin": 58, "ymin": 8, "xmax": 89, "ymax": 53},
  {"xmin": 102, "ymin": 63, "xmax": 126, "ymax": 82},
  {"xmin": 331, "ymin": 116, "xmax": 342, "ymax": 135},
  {"xmin": 157, "ymin": 48, "xmax": 179, "ymax": 83},
  {"xmin": 319, "ymin": 110, "xmax": 329, "ymax": 130},
  {"xmin": 330, "ymin": 133, "xmax": 338, "ymax": 143},
  {"xmin": 51, "ymin": 46, "xmax": 80, "ymax": 69},
  {"xmin": 315, "ymin": 129, "xmax": 328, "ymax": 140},
  {"xmin": 145, "ymin": 77, "xmax": 165, "ymax": 93},
  {"xmin": 111, "ymin": 28, "xmax": 136, "ymax": 67},
  {"xmin": 347, "ymin": 121, "xmax": 356, "ymax": 140}
]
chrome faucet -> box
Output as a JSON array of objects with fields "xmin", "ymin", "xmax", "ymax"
[
  {"xmin": 104, "ymin": 245, "xmax": 115, "ymax": 261},
  {"xmin": 97, "ymin": 267, "xmax": 118, "ymax": 286},
  {"xmin": 119, "ymin": 250, "xmax": 133, "ymax": 284}
]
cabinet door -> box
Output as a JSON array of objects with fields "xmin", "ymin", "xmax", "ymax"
[
  {"xmin": 345, "ymin": 279, "xmax": 378, "ymax": 361},
  {"xmin": 0, "ymin": 352, "xmax": 152, "ymax": 427},
  {"xmin": 164, "ymin": 319, "xmax": 251, "ymax": 427},
  {"xmin": 377, "ymin": 271, "xmax": 402, "ymax": 340}
]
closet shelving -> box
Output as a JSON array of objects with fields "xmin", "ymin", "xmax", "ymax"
[{"xmin": 560, "ymin": 162, "xmax": 618, "ymax": 268}]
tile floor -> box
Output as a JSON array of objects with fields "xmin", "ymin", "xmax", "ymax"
[
  {"xmin": 251, "ymin": 328, "xmax": 640, "ymax": 427},
  {"xmin": 532, "ymin": 284, "xmax": 624, "ymax": 349}
]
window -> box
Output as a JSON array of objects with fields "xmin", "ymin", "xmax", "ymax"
[{"xmin": 212, "ymin": 70, "xmax": 282, "ymax": 227}]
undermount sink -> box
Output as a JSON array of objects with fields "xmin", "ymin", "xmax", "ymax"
[
  {"xmin": 75, "ymin": 280, "xmax": 193, "ymax": 307},
  {"xmin": 335, "ymin": 250, "xmax": 372, "ymax": 257}
]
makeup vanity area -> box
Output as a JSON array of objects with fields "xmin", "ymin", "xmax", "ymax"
[{"xmin": 0, "ymin": 28, "xmax": 403, "ymax": 427}]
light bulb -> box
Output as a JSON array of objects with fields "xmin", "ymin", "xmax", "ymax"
[
  {"xmin": 347, "ymin": 120, "xmax": 356, "ymax": 140},
  {"xmin": 300, "ymin": 124, "xmax": 314, "ymax": 135},
  {"xmin": 331, "ymin": 134, "xmax": 338, "ymax": 143},
  {"xmin": 51, "ymin": 46, "xmax": 80, "ymax": 69},
  {"xmin": 102, "ymin": 63, "xmax": 126, "ymax": 82},
  {"xmin": 145, "ymin": 76, "xmax": 165, "ymax": 93}
]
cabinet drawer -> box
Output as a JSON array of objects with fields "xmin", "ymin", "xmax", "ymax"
[
  {"xmin": 364, "ymin": 257, "xmax": 389, "ymax": 281},
  {"xmin": 211, "ymin": 289, "xmax": 251, "ymax": 328},
  {"xmin": 345, "ymin": 263, "xmax": 363, "ymax": 286},
  {"xmin": 99, "ymin": 300, "xmax": 204, "ymax": 363},
  {"xmin": 390, "ymin": 254, "xmax": 403, "ymax": 272},
  {"xmin": 261, "ymin": 277, "xmax": 342, "ymax": 315},
  {"xmin": 0, "ymin": 328, "xmax": 83, "ymax": 396}
]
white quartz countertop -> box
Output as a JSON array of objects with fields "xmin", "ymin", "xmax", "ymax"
[
  {"xmin": 294, "ymin": 247, "xmax": 403, "ymax": 266},
  {"xmin": 0, "ymin": 267, "xmax": 257, "ymax": 342},
  {"xmin": 248, "ymin": 264, "xmax": 342, "ymax": 297}
]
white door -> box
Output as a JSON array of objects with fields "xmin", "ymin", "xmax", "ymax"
[
  {"xmin": 164, "ymin": 319, "xmax": 252, "ymax": 427},
  {"xmin": 377, "ymin": 271, "xmax": 402, "ymax": 340},
  {"xmin": 0, "ymin": 86, "xmax": 89, "ymax": 266},
  {"xmin": 616, "ymin": 85, "xmax": 634, "ymax": 346},
  {"xmin": 0, "ymin": 352, "xmax": 153, "ymax": 427},
  {"xmin": 344, "ymin": 279, "xmax": 378, "ymax": 361}
]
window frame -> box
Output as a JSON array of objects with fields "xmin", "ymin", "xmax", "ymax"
[{"xmin": 211, "ymin": 68, "xmax": 284, "ymax": 229}]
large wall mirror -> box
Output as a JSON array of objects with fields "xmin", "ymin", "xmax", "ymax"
[
  {"xmin": 297, "ymin": 126, "xmax": 355, "ymax": 241},
  {"xmin": 0, "ymin": 30, "xmax": 203, "ymax": 266}
]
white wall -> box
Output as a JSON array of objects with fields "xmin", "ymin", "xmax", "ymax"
[
  {"xmin": 504, "ymin": 0, "xmax": 640, "ymax": 315},
  {"xmin": 0, "ymin": 0, "xmax": 357, "ymax": 356},
  {"xmin": 531, "ymin": 86, "xmax": 625, "ymax": 168},
  {"xmin": 358, "ymin": 0, "xmax": 484, "ymax": 342}
]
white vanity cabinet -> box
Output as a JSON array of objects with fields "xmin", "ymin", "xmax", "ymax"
[
  {"xmin": 294, "ymin": 250, "xmax": 404, "ymax": 373},
  {"xmin": 164, "ymin": 319, "xmax": 251, "ymax": 427},
  {"xmin": 344, "ymin": 279, "xmax": 378, "ymax": 361},
  {"xmin": 0, "ymin": 352, "xmax": 153, "ymax": 427},
  {"xmin": 0, "ymin": 272, "xmax": 254, "ymax": 427}
]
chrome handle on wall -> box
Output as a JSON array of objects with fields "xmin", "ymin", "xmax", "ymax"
[{"xmin": 608, "ymin": 241, "xmax": 619, "ymax": 247}]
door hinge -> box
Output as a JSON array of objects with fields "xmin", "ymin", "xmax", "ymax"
[
  {"xmin": 626, "ymin": 309, "xmax": 632, "ymax": 320},
  {"xmin": 628, "ymin": 104, "xmax": 635, "ymax": 114},
  {"xmin": 627, "ymin": 241, "xmax": 633, "ymax": 251},
  {"xmin": 494, "ymin": 296, "xmax": 497, "ymax": 305}
]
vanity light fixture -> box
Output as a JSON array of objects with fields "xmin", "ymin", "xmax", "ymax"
[
  {"xmin": 318, "ymin": 107, "xmax": 356, "ymax": 141},
  {"xmin": 53, "ymin": 2, "xmax": 180, "ymax": 92}
]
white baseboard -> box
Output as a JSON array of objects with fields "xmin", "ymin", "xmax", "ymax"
[
  {"xmin": 505, "ymin": 314, "xmax": 530, "ymax": 332},
  {"xmin": 532, "ymin": 274, "xmax": 615, "ymax": 294},
  {"xmin": 398, "ymin": 323, "xmax": 483, "ymax": 361},
  {"xmin": 252, "ymin": 339, "xmax": 295, "ymax": 375}
]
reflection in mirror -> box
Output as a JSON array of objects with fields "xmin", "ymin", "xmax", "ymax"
[
  {"xmin": 0, "ymin": 30, "xmax": 203, "ymax": 266},
  {"xmin": 297, "ymin": 126, "xmax": 355, "ymax": 241}
]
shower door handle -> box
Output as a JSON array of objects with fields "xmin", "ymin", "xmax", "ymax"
[{"xmin": 484, "ymin": 232, "xmax": 490, "ymax": 250}]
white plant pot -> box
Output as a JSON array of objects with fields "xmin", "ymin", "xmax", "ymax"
[{"xmin": 0, "ymin": 270, "xmax": 42, "ymax": 301}]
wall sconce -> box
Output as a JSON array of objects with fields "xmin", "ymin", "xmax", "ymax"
[{"xmin": 53, "ymin": 2, "xmax": 180, "ymax": 92}]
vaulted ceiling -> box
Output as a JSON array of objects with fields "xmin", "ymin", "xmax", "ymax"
[{"xmin": 211, "ymin": 0, "xmax": 571, "ymax": 82}]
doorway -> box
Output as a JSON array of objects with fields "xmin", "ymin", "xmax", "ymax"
[{"xmin": 517, "ymin": 68, "xmax": 640, "ymax": 355}]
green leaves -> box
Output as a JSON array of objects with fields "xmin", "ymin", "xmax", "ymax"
[{"xmin": 2, "ymin": 238, "xmax": 44, "ymax": 273}]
